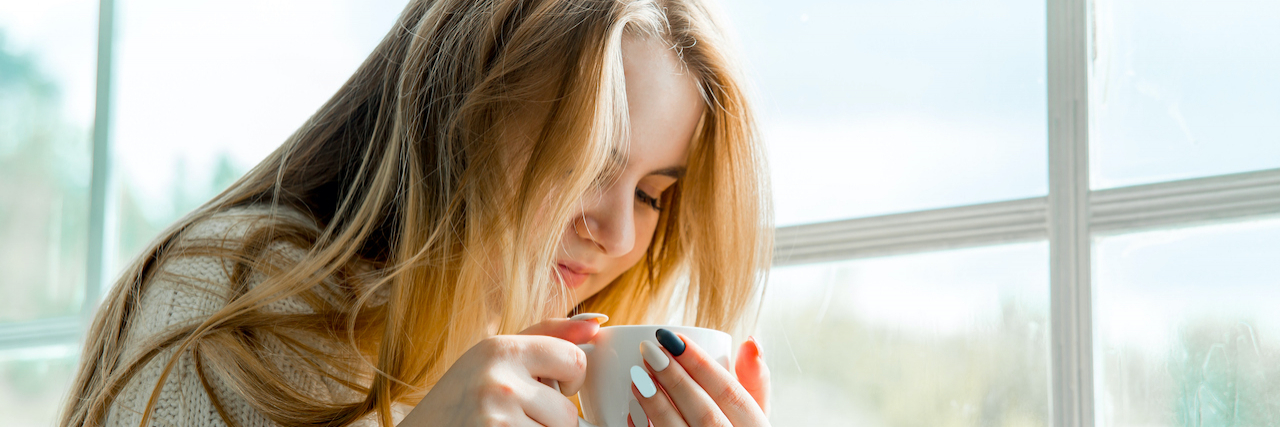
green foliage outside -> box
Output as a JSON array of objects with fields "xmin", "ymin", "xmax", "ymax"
[
  {"xmin": 767, "ymin": 291, "xmax": 1278, "ymax": 427},
  {"xmin": 0, "ymin": 31, "xmax": 91, "ymax": 322},
  {"xmin": 1101, "ymin": 320, "xmax": 1280, "ymax": 427},
  {"xmin": 767, "ymin": 298, "xmax": 1050, "ymax": 427},
  {"xmin": 0, "ymin": 29, "xmax": 247, "ymax": 322},
  {"xmin": 0, "ymin": 27, "xmax": 247, "ymax": 427}
]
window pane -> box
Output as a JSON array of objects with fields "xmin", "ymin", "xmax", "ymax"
[
  {"xmin": 758, "ymin": 243, "xmax": 1050, "ymax": 425},
  {"xmin": 1095, "ymin": 219, "xmax": 1280, "ymax": 427},
  {"xmin": 0, "ymin": 346, "xmax": 79, "ymax": 427},
  {"xmin": 0, "ymin": 1, "xmax": 97, "ymax": 322},
  {"xmin": 108, "ymin": 0, "xmax": 406, "ymax": 278},
  {"xmin": 1090, "ymin": 0, "xmax": 1280, "ymax": 189},
  {"xmin": 726, "ymin": 0, "xmax": 1047, "ymax": 226}
]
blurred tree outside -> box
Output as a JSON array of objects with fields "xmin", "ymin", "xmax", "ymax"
[
  {"xmin": 0, "ymin": 27, "xmax": 90, "ymax": 427},
  {"xmin": 766, "ymin": 275, "xmax": 1279, "ymax": 427},
  {"xmin": 0, "ymin": 25, "xmax": 248, "ymax": 427},
  {"xmin": 0, "ymin": 353, "xmax": 78, "ymax": 427},
  {"xmin": 0, "ymin": 29, "xmax": 247, "ymax": 322},
  {"xmin": 0, "ymin": 30, "xmax": 91, "ymax": 323},
  {"xmin": 767, "ymin": 297, "xmax": 1050, "ymax": 427},
  {"xmin": 114, "ymin": 152, "xmax": 244, "ymax": 270},
  {"xmin": 1101, "ymin": 319, "xmax": 1280, "ymax": 427}
]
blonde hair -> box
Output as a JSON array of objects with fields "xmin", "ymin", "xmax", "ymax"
[{"xmin": 60, "ymin": 0, "xmax": 771, "ymax": 426}]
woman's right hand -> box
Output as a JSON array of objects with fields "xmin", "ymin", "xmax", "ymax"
[{"xmin": 399, "ymin": 314, "xmax": 607, "ymax": 427}]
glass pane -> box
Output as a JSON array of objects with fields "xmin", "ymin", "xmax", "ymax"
[
  {"xmin": 758, "ymin": 243, "xmax": 1050, "ymax": 425},
  {"xmin": 0, "ymin": 346, "xmax": 80, "ymax": 427},
  {"xmin": 1095, "ymin": 219, "xmax": 1280, "ymax": 427},
  {"xmin": 108, "ymin": 0, "xmax": 407, "ymax": 278},
  {"xmin": 1090, "ymin": 0, "xmax": 1280, "ymax": 189},
  {"xmin": 0, "ymin": 0, "xmax": 97, "ymax": 321},
  {"xmin": 725, "ymin": 0, "xmax": 1047, "ymax": 226}
]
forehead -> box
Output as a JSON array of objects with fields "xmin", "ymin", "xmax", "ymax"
[{"xmin": 618, "ymin": 34, "xmax": 703, "ymax": 171}]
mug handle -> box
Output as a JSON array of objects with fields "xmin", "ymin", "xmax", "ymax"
[{"xmin": 549, "ymin": 344, "xmax": 601, "ymax": 427}]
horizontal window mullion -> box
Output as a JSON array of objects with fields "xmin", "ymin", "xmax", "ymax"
[
  {"xmin": 774, "ymin": 167, "xmax": 1280, "ymax": 265},
  {"xmin": 0, "ymin": 317, "xmax": 83, "ymax": 351}
]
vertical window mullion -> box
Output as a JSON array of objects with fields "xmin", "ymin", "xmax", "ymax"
[
  {"xmin": 1047, "ymin": 0, "xmax": 1094, "ymax": 426},
  {"xmin": 85, "ymin": 0, "xmax": 117, "ymax": 317}
]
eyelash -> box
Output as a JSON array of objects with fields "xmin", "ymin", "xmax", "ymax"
[{"xmin": 635, "ymin": 188, "xmax": 662, "ymax": 211}]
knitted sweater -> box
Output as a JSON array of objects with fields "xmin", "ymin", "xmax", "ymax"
[{"xmin": 104, "ymin": 206, "xmax": 406, "ymax": 427}]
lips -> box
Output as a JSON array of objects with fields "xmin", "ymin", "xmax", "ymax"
[{"xmin": 554, "ymin": 262, "xmax": 593, "ymax": 289}]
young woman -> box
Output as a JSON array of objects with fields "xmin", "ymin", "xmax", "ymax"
[{"xmin": 60, "ymin": 0, "xmax": 772, "ymax": 425}]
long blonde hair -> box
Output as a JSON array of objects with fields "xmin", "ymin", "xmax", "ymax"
[{"xmin": 61, "ymin": 0, "xmax": 770, "ymax": 425}]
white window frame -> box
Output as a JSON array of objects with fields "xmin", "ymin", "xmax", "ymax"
[{"xmin": 2, "ymin": 1, "xmax": 1279, "ymax": 426}]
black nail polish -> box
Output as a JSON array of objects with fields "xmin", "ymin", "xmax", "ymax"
[{"xmin": 655, "ymin": 328, "xmax": 685, "ymax": 356}]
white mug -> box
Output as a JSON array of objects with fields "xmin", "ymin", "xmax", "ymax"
[{"xmin": 567, "ymin": 325, "xmax": 733, "ymax": 427}]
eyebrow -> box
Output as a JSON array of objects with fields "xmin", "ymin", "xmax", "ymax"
[
  {"xmin": 608, "ymin": 148, "xmax": 686, "ymax": 179},
  {"xmin": 650, "ymin": 166, "xmax": 686, "ymax": 179}
]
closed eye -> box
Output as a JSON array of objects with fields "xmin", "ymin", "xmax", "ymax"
[{"xmin": 635, "ymin": 188, "xmax": 662, "ymax": 211}]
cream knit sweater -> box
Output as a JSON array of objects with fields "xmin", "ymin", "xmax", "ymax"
[{"xmin": 104, "ymin": 206, "xmax": 406, "ymax": 427}]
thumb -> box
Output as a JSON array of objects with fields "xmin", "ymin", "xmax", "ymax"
[
  {"xmin": 518, "ymin": 313, "xmax": 608, "ymax": 344},
  {"xmin": 735, "ymin": 336, "xmax": 771, "ymax": 415}
]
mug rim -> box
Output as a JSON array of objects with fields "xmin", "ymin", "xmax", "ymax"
[{"xmin": 597, "ymin": 324, "xmax": 729, "ymax": 335}]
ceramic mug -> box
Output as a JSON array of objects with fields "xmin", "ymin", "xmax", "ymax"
[{"xmin": 560, "ymin": 325, "xmax": 732, "ymax": 427}]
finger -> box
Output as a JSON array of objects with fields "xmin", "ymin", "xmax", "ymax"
[
  {"xmin": 632, "ymin": 376, "xmax": 686, "ymax": 427},
  {"xmin": 656, "ymin": 330, "xmax": 765, "ymax": 426},
  {"xmin": 496, "ymin": 335, "xmax": 589, "ymax": 396},
  {"xmin": 627, "ymin": 395, "xmax": 659, "ymax": 427},
  {"xmin": 518, "ymin": 313, "xmax": 608, "ymax": 344},
  {"xmin": 644, "ymin": 334, "xmax": 729, "ymax": 427},
  {"xmin": 521, "ymin": 376, "xmax": 581, "ymax": 427},
  {"xmin": 734, "ymin": 337, "xmax": 770, "ymax": 416}
]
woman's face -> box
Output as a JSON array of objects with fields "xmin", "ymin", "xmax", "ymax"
[{"xmin": 553, "ymin": 35, "xmax": 703, "ymax": 305}]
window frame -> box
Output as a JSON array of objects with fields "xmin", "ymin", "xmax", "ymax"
[{"xmin": 2, "ymin": 1, "xmax": 1280, "ymax": 426}]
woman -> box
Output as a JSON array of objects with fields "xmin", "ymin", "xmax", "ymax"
[{"xmin": 60, "ymin": 0, "xmax": 772, "ymax": 425}]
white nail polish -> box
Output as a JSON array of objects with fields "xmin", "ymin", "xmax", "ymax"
[
  {"xmin": 640, "ymin": 340, "xmax": 669, "ymax": 372},
  {"xmin": 629, "ymin": 399, "xmax": 647, "ymax": 426},
  {"xmin": 630, "ymin": 365, "xmax": 656, "ymax": 398},
  {"xmin": 569, "ymin": 313, "xmax": 609, "ymax": 324}
]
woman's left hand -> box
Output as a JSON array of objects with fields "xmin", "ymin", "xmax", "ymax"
[{"xmin": 629, "ymin": 331, "xmax": 771, "ymax": 426}]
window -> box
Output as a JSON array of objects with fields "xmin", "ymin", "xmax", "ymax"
[
  {"xmin": 2, "ymin": 0, "xmax": 1278, "ymax": 426},
  {"xmin": 0, "ymin": 1, "xmax": 97, "ymax": 425},
  {"xmin": 108, "ymin": 0, "xmax": 405, "ymax": 276},
  {"xmin": 1095, "ymin": 219, "xmax": 1280, "ymax": 426},
  {"xmin": 760, "ymin": 243, "xmax": 1050, "ymax": 425},
  {"xmin": 735, "ymin": 0, "xmax": 1048, "ymax": 226}
]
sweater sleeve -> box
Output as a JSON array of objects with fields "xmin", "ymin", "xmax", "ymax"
[{"xmin": 103, "ymin": 208, "xmax": 362, "ymax": 427}]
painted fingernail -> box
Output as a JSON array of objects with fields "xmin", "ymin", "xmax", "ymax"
[
  {"xmin": 655, "ymin": 328, "xmax": 685, "ymax": 356},
  {"xmin": 640, "ymin": 340, "xmax": 670, "ymax": 372},
  {"xmin": 629, "ymin": 399, "xmax": 647, "ymax": 426},
  {"xmin": 570, "ymin": 313, "xmax": 609, "ymax": 324},
  {"xmin": 630, "ymin": 365, "xmax": 657, "ymax": 398}
]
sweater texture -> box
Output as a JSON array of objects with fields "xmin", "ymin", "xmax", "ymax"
[{"xmin": 103, "ymin": 206, "xmax": 405, "ymax": 427}]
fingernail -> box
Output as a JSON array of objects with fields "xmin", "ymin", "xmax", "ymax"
[
  {"xmin": 749, "ymin": 336, "xmax": 764, "ymax": 359},
  {"xmin": 570, "ymin": 313, "xmax": 609, "ymax": 324},
  {"xmin": 629, "ymin": 399, "xmax": 647, "ymax": 426},
  {"xmin": 640, "ymin": 340, "xmax": 670, "ymax": 372},
  {"xmin": 630, "ymin": 365, "xmax": 657, "ymax": 398},
  {"xmin": 655, "ymin": 328, "xmax": 685, "ymax": 356}
]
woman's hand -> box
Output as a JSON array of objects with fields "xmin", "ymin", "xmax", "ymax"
[
  {"xmin": 400, "ymin": 315, "xmax": 606, "ymax": 427},
  {"xmin": 630, "ymin": 330, "xmax": 771, "ymax": 427}
]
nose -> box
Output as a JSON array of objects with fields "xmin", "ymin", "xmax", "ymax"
[{"xmin": 575, "ymin": 186, "xmax": 636, "ymax": 256}]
